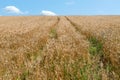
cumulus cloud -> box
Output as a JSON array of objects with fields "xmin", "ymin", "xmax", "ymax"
[
  {"xmin": 4, "ymin": 6, "xmax": 23, "ymax": 14},
  {"xmin": 41, "ymin": 10, "xmax": 57, "ymax": 16}
]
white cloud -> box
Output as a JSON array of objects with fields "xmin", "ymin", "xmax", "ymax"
[
  {"xmin": 4, "ymin": 6, "xmax": 23, "ymax": 14},
  {"xmin": 41, "ymin": 10, "xmax": 57, "ymax": 16}
]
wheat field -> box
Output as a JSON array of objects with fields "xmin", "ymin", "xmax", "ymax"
[{"xmin": 0, "ymin": 16, "xmax": 119, "ymax": 80}]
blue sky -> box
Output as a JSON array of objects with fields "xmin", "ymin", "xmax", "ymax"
[{"xmin": 0, "ymin": 0, "xmax": 120, "ymax": 16}]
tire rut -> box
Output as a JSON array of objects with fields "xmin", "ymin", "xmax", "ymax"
[
  {"xmin": 0, "ymin": 17, "xmax": 60, "ymax": 79},
  {"xmin": 65, "ymin": 16, "xmax": 114, "ymax": 79},
  {"xmin": 27, "ymin": 17, "xmax": 60, "ymax": 68}
]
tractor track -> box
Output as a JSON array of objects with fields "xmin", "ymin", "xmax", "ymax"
[
  {"xmin": 26, "ymin": 17, "xmax": 60, "ymax": 68},
  {"xmin": 65, "ymin": 16, "xmax": 104, "ymax": 61},
  {"xmin": 65, "ymin": 16, "xmax": 116, "ymax": 79}
]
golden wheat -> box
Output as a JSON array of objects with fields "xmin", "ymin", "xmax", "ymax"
[
  {"xmin": 0, "ymin": 16, "xmax": 119, "ymax": 80},
  {"xmin": 67, "ymin": 16, "xmax": 120, "ymax": 79}
]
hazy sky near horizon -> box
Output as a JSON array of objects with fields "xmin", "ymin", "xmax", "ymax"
[{"xmin": 0, "ymin": 0, "xmax": 120, "ymax": 16}]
